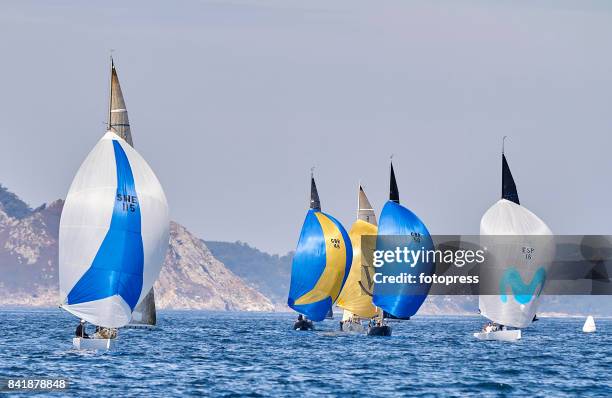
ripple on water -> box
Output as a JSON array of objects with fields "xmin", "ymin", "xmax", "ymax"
[{"xmin": 0, "ymin": 310, "xmax": 611, "ymax": 397}]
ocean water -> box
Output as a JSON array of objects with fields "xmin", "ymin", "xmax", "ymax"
[{"xmin": 0, "ymin": 309, "xmax": 611, "ymax": 397}]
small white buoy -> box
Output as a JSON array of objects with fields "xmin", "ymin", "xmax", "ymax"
[{"xmin": 582, "ymin": 315, "xmax": 596, "ymax": 333}]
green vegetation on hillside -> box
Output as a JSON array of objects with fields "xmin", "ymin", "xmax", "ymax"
[
  {"xmin": 204, "ymin": 240, "xmax": 292, "ymax": 304},
  {"xmin": 0, "ymin": 184, "xmax": 32, "ymax": 219}
]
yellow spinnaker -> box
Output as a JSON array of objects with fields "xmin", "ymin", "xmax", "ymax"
[
  {"xmin": 336, "ymin": 219, "xmax": 380, "ymax": 318},
  {"xmin": 294, "ymin": 212, "xmax": 348, "ymax": 305}
]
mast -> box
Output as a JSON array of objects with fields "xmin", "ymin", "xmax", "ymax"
[
  {"xmin": 356, "ymin": 181, "xmax": 360, "ymax": 220},
  {"xmin": 108, "ymin": 55, "xmax": 113, "ymax": 132}
]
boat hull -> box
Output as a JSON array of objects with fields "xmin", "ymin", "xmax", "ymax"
[
  {"xmin": 473, "ymin": 329, "xmax": 521, "ymax": 341},
  {"xmin": 340, "ymin": 321, "xmax": 365, "ymax": 333},
  {"xmin": 123, "ymin": 324, "xmax": 155, "ymax": 330},
  {"xmin": 73, "ymin": 337, "xmax": 116, "ymax": 350},
  {"xmin": 293, "ymin": 320, "xmax": 314, "ymax": 331},
  {"xmin": 367, "ymin": 325, "xmax": 392, "ymax": 336}
]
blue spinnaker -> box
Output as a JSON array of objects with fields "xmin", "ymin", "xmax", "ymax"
[{"xmin": 372, "ymin": 163, "xmax": 434, "ymax": 319}]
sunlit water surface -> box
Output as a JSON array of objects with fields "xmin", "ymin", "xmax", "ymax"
[{"xmin": 1, "ymin": 309, "xmax": 611, "ymax": 397}]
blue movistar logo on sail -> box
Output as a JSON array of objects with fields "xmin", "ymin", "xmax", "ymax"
[{"xmin": 499, "ymin": 267, "xmax": 546, "ymax": 304}]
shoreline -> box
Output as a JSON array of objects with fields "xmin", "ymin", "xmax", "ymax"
[{"xmin": 1, "ymin": 306, "xmax": 609, "ymax": 319}]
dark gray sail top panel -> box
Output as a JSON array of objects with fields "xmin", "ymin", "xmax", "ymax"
[
  {"xmin": 502, "ymin": 154, "xmax": 520, "ymax": 205},
  {"xmin": 109, "ymin": 59, "xmax": 134, "ymax": 147},
  {"xmin": 129, "ymin": 288, "xmax": 157, "ymax": 326},
  {"xmin": 358, "ymin": 185, "xmax": 377, "ymax": 225},
  {"xmin": 389, "ymin": 162, "xmax": 400, "ymax": 203},
  {"xmin": 310, "ymin": 176, "xmax": 321, "ymax": 211}
]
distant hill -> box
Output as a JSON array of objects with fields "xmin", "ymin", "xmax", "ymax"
[
  {"xmin": 156, "ymin": 223, "xmax": 273, "ymax": 311},
  {"xmin": 205, "ymin": 241, "xmax": 291, "ymax": 307},
  {"xmin": 0, "ymin": 185, "xmax": 273, "ymax": 311},
  {"xmin": 206, "ymin": 241, "xmax": 612, "ymax": 317},
  {"xmin": 0, "ymin": 184, "xmax": 32, "ymax": 219},
  {"xmin": 1, "ymin": 184, "xmax": 610, "ymax": 316},
  {"xmin": 203, "ymin": 240, "xmax": 479, "ymax": 314}
]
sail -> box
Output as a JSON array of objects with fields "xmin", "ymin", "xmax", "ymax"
[
  {"xmin": 287, "ymin": 177, "xmax": 353, "ymax": 321},
  {"xmin": 583, "ymin": 316, "xmax": 596, "ymax": 332},
  {"xmin": 372, "ymin": 163, "xmax": 435, "ymax": 319},
  {"xmin": 310, "ymin": 175, "xmax": 321, "ymax": 211},
  {"xmin": 129, "ymin": 288, "xmax": 157, "ymax": 326},
  {"xmin": 109, "ymin": 59, "xmax": 133, "ymax": 146},
  {"xmin": 342, "ymin": 310, "xmax": 353, "ymax": 321},
  {"xmin": 502, "ymin": 154, "xmax": 519, "ymax": 204},
  {"xmin": 358, "ymin": 185, "xmax": 376, "ymax": 225},
  {"xmin": 389, "ymin": 163, "xmax": 399, "ymax": 204},
  {"xmin": 383, "ymin": 311, "xmax": 404, "ymax": 320},
  {"xmin": 59, "ymin": 131, "xmax": 169, "ymax": 328},
  {"xmin": 479, "ymin": 199, "xmax": 554, "ymax": 328},
  {"xmin": 479, "ymin": 154, "xmax": 554, "ymax": 329},
  {"xmin": 336, "ymin": 186, "xmax": 379, "ymax": 318}
]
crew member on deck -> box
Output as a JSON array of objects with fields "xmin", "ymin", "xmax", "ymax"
[{"xmin": 75, "ymin": 320, "xmax": 89, "ymax": 339}]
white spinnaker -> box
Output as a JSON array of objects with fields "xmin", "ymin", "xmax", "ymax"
[
  {"xmin": 479, "ymin": 199, "xmax": 554, "ymax": 328},
  {"xmin": 59, "ymin": 131, "xmax": 169, "ymax": 328}
]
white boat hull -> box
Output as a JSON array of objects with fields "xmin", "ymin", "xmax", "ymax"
[
  {"xmin": 340, "ymin": 321, "xmax": 365, "ymax": 333},
  {"xmin": 473, "ymin": 329, "xmax": 521, "ymax": 342},
  {"xmin": 123, "ymin": 324, "xmax": 155, "ymax": 330},
  {"xmin": 73, "ymin": 337, "xmax": 116, "ymax": 350}
]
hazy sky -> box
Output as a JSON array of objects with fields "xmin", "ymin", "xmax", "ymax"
[{"xmin": 1, "ymin": 1, "xmax": 612, "ymax": 254}]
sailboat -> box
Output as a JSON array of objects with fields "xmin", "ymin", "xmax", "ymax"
[
  {"xmin": 370, "ymin": 162, "xmax": 435, "ymax": 336},
  {"xmin": 59, "ymin": 61, "xmax": 169, "ymax": 350},
  {"xmin": 287, "ymin": 172, "xmax": 353, "ymax": 330},
  {"xmin": 474, "ymin": 139, "xmax": 554, "ymax": 341},
  {"xmin": 107, "ymin": 58, "xmax": 159, "ymax": 328},
  {"xmin": 336, "ymin": 185, "xmax": 380, "ymax": 333}
]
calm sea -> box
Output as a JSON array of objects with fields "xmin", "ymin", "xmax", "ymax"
[{"xmin": 0, "ymin": 309, "xmax": 610, "ymax": 397}]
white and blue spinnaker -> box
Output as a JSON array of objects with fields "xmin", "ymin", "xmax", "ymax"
[{"xmin": 59, "ymin": 131, "xmax": 169, "ymax": 330}]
